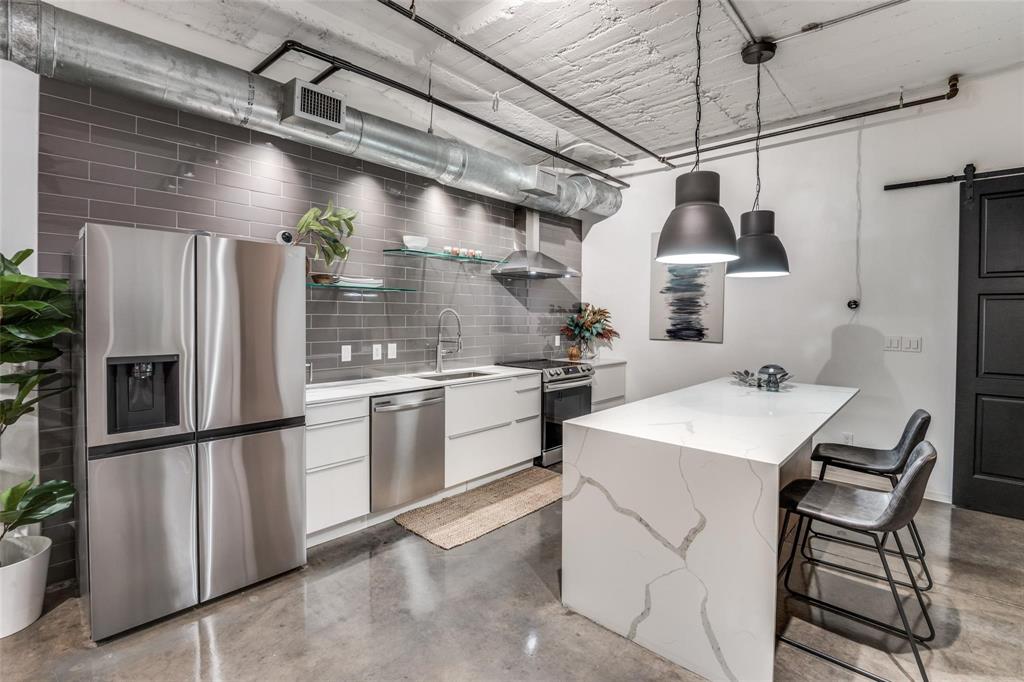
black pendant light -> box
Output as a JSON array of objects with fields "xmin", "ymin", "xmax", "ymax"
[
  {"xmin": 656, "ymin": 0, "xmax": 737, "ymax": 265},
  {"xmin": 727, "ymin": 43, "xmax": 790, "ymax": 278}
]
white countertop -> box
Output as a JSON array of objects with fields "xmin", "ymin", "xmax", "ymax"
[
  {"xmin": 561, "ymin": 356, "xmax": 627, "ymax": 368},
  {"xmin": 566, "ymin": 376, "xmax": 858, "ymax": 466},
  {"xmin": 305, "ymin": 364, "xmax": 540, "ymax": 404}
]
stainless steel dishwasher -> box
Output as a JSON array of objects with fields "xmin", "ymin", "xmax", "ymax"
[{"xmin": 370, "ymin": 388, "xmax": 446, "ymax": 512}]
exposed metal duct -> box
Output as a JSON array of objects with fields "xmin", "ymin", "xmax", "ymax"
[{"xmin": 0, "ymin": 0, "xmax": 622, "ymax": 219}]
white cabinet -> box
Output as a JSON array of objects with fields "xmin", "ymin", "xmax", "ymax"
[
  {"xmin": 591, "ymin": 362, "xmax": 627, "ymax": 412},
  {"xmin": 444, "ymin": 373, "xmax": 542, "ymax": 487},
  {"xmin": 445, "ymin": 376, "xmax": 514, "ymax": 436},
  {"xmin": 305, "ymin": 397, "xmax": 370, "ymax": 533}
]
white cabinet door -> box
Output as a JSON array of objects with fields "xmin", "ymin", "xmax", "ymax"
[
  {"xmin": 306, "ymin": 456, "xmax": 369, "ymax": 533},
  {"xmin": 306, "ymin": 415, "xmax": 369, "ymax": 470},
  {"xmin": 307, "ymin": 397, "xmax": 368, "ymax": 426},
  {"xmin": 591, "ymin": 364, "xmax": 626, "ymax": 405},
  {"xmin": 512, "ymin": 381, "xmax": 542, "ymax": 421},
  {"xmin": 445, "ymin": 377, "xmax": 514, "ymax": 437}
]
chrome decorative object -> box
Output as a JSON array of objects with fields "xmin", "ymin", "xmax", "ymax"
[
  {"xmin": 758, "ymin": 364, "xmax": 791, "ymax": 392},
  {"xmin": 732, "ymin": 366, "xmax": 792, "ymax": 390}
]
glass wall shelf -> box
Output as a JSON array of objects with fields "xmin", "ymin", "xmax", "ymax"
[
  {"xmin": 383, "ymin": 248, "xmax": 503, "ymax": 264},
  {"xmin": 306, "ymin": 283, "xmax": 416, "ymax": 293}
]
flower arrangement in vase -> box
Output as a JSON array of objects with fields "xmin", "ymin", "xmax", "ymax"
[{"xmin": 561, "ymin": 303, "xmax": 620, "ymax": 360}]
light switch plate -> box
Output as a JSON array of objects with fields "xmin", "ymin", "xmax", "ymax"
[
  {"xmin": 884, "ymin": 335, "xmax": 902, "ymax": 351},
  {"xmin": 341, "ymin": 345, "xmax": 351, "ymax": 362},
  {"xmin": 904, "ymin": 336, "xmax": 922, "ymax": 353},
  {"xmin": 554, "ymin": 336, "xmax": 560, "ymax": 347},
  {"xmin": 387, "ymin": 342, "xmax": 397, "ymax": 359},
  {"xmin": 372, "ymin": 344, "xmax": 382, "ymax": 360}
]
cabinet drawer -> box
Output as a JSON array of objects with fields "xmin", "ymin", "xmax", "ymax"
[
  {"xmin": 592, "ymin": 396, "xmax": 626, "ymax": 412},
  {"xmin": 306, "ymin": 397, "xmax": 368, "ymax": 427},
  {"xmin": 306, "ymin": 415, "xmax": 369, "ymax": 470},
  {"xmin": 512, "ymin": 382, "xmax": 542, "ymax": 420},
  {"xmin": 512, "ymin": 373, "xmax": 541, "ymax": 391},
  {"xmin": 511, "ymin": 414, "xmax": 542, "ymax": 460},
  {"xmin": 445, "ymin": 377, "xmax": 514, "ymax": 436},
  {"xmin": 591, "ymin": 364, "xmax": 626, "ymax": 403},
  {"xmin": 306, "ymin": 456, "xmax": 369, "ymax": 533}
]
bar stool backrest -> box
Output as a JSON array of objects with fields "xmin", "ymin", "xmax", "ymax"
[
  {"xmin": 876, "ymin": 441, "xmax": 937, "ymax": 533},
  {"xmin": 891, "ymin": 409, "xmax": 931, "ymax": 471}
]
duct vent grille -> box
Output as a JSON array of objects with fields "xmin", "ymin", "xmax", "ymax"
[
  {"xmin": 281, "ymin": 79, "xmax": 346, "ymax": 133},
  {"xmin": 300, "ymin": 86, "xmax": 343, "ymax": 124}
]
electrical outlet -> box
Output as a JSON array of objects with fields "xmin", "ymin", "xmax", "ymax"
[
  {"xmin": 841, "ymin": 432, "xmax": 854, "ymax": 445},
  {"xmin": 554, "ymin": 336, "xmax": 560, "ymax": 348},
  {"xmin": 372, "ymin": 344, "xmax": 382, "ymax": 360},
  {"xmin": 341, "ymin": 345, "xmax": 351, "ymax": 362},
  {"xmin": 387, "ymin": 342, "xmax": 397, "ymax": 359}
]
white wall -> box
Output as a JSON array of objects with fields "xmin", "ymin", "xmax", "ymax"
[
  {"xmin": 583, "ymin": 67, "xmax": 1024, "ymax": 503},
  {"xmin": 0, "ymin": 61, "xmax": 40, "ymax": 477}
]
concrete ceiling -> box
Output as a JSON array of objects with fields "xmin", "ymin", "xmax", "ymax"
[{"xmin": 50, "ymin": 0, "xmax": 1024, "ymax": 172}]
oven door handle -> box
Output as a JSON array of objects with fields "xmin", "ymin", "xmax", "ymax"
[{"xmin": 543, "ymin": 378, "xmax": 593, "ymax": 392}]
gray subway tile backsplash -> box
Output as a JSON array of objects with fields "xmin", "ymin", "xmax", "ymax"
[{"xmin": 34, "ymin": 77, "xmax": 581, "ymax": 586}]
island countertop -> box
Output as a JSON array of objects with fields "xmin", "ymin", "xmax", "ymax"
[
  {"xmin": 561, "ymin": 376, "xmax": 858, "ymax": 682},
  {"xmin": 566, "ymin": 376, "xmax": 858, "ymax": 465}
]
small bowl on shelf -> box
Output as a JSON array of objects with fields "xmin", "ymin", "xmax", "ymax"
[
  {"xmin": 402, "ymin": 235, "xmax": 429, "ymax": 250},
  {"xmin": 310, "ymin": 273, "xmax": 340, "ymax": 285}
]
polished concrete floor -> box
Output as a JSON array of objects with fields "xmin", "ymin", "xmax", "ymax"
[{"xmin": 5, "ymin": 496, "xmax": 1022, "ymax": 681}]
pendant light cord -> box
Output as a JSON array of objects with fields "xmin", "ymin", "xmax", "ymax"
[
  {"xmin": 690, "ymin": 0, "xmax": 703, "ymax": 172},
  {"xmin": 752, "ymin": 61, "xmax": 762, "ymax": 210}
]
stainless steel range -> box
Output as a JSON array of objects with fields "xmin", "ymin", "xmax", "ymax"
[{"xmin": 496, "ymin": 359, "xmax": 594, "ymax": 466}]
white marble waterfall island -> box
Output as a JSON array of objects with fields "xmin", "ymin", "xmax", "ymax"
[{"xmin": 561, "ymin": 377, "xmax": 858, "ymax": 682}]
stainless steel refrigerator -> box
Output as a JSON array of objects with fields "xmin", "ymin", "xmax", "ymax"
[{"xmin": 73, "ymin": 224, "xmax": 306, "ymax": 640}]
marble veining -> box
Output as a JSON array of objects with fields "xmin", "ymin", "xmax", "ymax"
[{"xmin": 562, "ymin": 377, "xmax": 857, "ymax": 681}]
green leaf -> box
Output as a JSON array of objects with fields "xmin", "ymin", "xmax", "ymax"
[
  {"xmin": 0, "ymin": 344, "xmax": 62, "ymax": 364},
  {"xmin": 5, "ymin": 319, "xmax": 76, "ymax": 341},
  {"xmin": 0, "ymin": 249, "xmax": 33, "ymax": 276},
  {"xmin": 0, "ymin": 475, "xmax": 34, "ymax": 512},
  {"xmin": 0, "ymin": 368, "xmax": 57, "ymax": 385},
  {"xmin": 14, "ymin": 480, "xmax": 76, "ymax": 525},
  {"xmin": 1, "ymin": 300, "xmax": 67, "ymax": 319}
]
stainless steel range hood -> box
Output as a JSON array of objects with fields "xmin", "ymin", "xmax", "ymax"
[{"xmin": 492, "ymin": 208, "xmax": 580, "ymax": 279}]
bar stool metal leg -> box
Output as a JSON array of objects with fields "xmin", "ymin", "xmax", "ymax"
[
  {"xmin": 873, "ymin": 533, "xmax": 930, "ymax": 682},
  {"xmin": 779, "ymin": 519, "xmax": 932, "ymax": 681}
]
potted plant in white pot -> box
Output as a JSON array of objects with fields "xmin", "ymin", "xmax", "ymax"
[{"xmin": 0, "ymin": 248, "xmax": 76, "ymax": 638}]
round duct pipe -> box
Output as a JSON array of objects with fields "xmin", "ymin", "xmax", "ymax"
[{"xmin": 1, "ymin": 0, "xmax": 621, "ymax": 219}]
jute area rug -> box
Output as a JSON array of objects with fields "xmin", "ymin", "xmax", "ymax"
[{"xmin": 393, "ymin": 467, "xmax": 561, "ymax": 549}]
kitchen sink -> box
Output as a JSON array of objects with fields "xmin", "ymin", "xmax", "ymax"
[{"xmin": 419, "ymin": 371, "xmax": 495, "ymax": 382}]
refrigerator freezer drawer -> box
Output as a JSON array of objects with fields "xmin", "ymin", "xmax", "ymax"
[
  {"xmin": 86, "ymin": 445, "xmax": 198, "ymax": 640},
  {"xmin": 198, "ymin": 426, "xmax": 306, "ymax": 601},
  {"xmin": 196, "ymin": 235, "xmax": 306, "ymax": 431}
]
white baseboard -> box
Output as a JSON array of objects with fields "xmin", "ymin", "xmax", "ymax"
[
  {"xmin": 810, "ymin": 463, "xmax": 952, "ymax": 504},
  {"xmin": 306, "ymin": 459, "xmax": 535, "ymax": 549}
]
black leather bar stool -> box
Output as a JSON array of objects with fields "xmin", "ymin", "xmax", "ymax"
[
  {"xmin": 778, "ymin": 441, "xmax": 938, "ymax": 682},
  {"xmin": 805, "ymin": 409, "xmax": 934, "ymax": 591}
]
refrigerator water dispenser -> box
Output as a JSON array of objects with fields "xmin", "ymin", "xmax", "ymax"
[{"xmin": 106, "ymin": 354, "xmax": 180, "ymax": 434}]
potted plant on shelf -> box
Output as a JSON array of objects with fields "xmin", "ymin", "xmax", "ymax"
[
  {"xmin": 0, "ymin": 248, "xmax": 77, "ymax": 638},
  {"xmin": 294, "ymin": 201, "xmax": 357, "ymax": 282},
  {"xmin": 561, "ymin": 303, "xmax": 620, "ymax": 361}
]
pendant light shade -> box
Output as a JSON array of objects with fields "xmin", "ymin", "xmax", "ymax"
[
  {"xmin": 656, "ymin": 170, "xmax": 738, "ymax": 264},
  {"xmin": 726, "ymin": 210, "xmax": 790, "ymax": 277}
]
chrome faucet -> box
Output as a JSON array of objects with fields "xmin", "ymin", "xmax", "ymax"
[{"xmin": 435, "ymin": 308, "xmax": 463, "ymax": 373}]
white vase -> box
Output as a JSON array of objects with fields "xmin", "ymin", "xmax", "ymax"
[{"xmin": 0, "ymin": 535, "xmax": 52, "ymax": 638}]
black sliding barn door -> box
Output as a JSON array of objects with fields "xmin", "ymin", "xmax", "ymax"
[{"xmin": 954, "ymin": 173, "xmax": 1024, "ymax": 519}]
